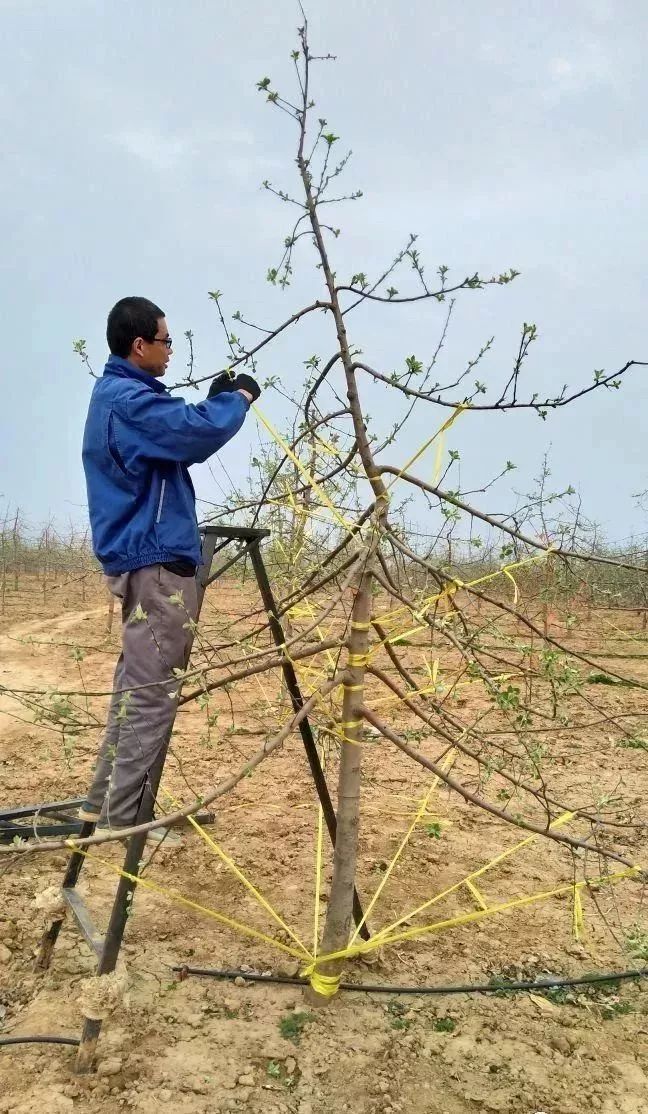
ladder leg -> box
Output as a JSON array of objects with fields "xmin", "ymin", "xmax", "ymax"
[
  {"xmin": 74, "ymin": 827, "xmax": 149, "ymax": 1074},
  {"xmin": 248, "ymin": 542, "xmax": 370, "ymax": 940},
  {"xmin": 35, "ymin": 821, "xmax": 94, "ymax": 969}
]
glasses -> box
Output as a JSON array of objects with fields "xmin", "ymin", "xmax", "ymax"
[{"xmin": 151, "ymin": 336, "xmax": 173, "ymax": 350}]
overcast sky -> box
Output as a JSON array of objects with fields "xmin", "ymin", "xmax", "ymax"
[{"xmin": 0, "ymin": 0, "xmax": 646, "ymax": 544}]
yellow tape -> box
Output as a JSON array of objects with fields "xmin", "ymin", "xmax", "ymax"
[
  {"xmin": 162, "ymin": 791, "xmax": 311, "ymax": 959},
  {"xmin": 293, "ymin": 596, "xmax": 338, "ymax": 676},
  {"xmin": 252, "ymin": 670, "xmax": 275, "ymax": 710},
  {"xmin": 369, "ymin": 667, "xmax": 527, "ymax": 710},
  {"xmin": 373, "ymin": 550, "xmax": 552, "ymax": 633},
  {"xmin": 287, "ymin": 604, "xmax": 316, "ymax": 620},
  {"xmin": 253, "ymin": 405, "xmax": 353, "ymax": 532},
  {"xmin": 464, "ymin": 879, "xmax": 489, "ymax": 911},
  {"xmin": 307, "ymin": 970, "xmax": 341, "ymax": 997},
  {"xmin": 311, "ymin": 867, "xmax": 638, "ymax": 967},
  {"xmin": 265, "ymin": 498, "xmax": 335, "ymax": 527},
  {"xmin": 65, "ymin": 841, "xmax": 311, "ymax": 962},
  {"xmin": 65, "ymin": 840, "xmax": 637, "ymax": 995},
  {"xmin": 431, "ymin": 424, "xmax": 447, "ymax": 486},
  {"xmin": 349, "ymin": 749, "xmax": 457, "ymax": 946},
  {"xmin": 339, "ymin": 733, "xmax": 365, "ymax": 746},
  {"xmin": 376, "ymin": 870, "xmax": 636, "ymax": 954},
  {"xmin": 350, "ymin": 621, "xmax": 371, "ymax": 631},
  {"xmin": 385, "ymin": 405, "xmax": 467, "ymax": 493},
  {"xmin": 372, "ymin": 811, "xmax": 577, "ymax": 941},
  {"xmin": 572, "ymin": 886, "xmax": 584, "ymax": 941},
  {"xmin": 347, "ymin": 653, "xmax": 369, "ymax": 667},
  {"xmin": 502, "ymin": 567, "xmax": 520, "ymax": 607},
  {"xmin": 323, "ymin": 724, "xmax": 369, "ymax": 748}
]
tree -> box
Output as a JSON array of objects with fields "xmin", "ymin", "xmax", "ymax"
[
  {"xmin": 180, "ymin": 14, "xmax": 645, "ymax": 997},
  {"xmin": 7, "ymin": 12, "xmax": 647, "ymax": 1004}
]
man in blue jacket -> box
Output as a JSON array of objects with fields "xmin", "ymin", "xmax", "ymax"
[{"xmin": 79, "ymin": 295, "xmax": 259, "ymax": 832}]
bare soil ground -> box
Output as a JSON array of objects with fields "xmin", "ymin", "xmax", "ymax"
[{"xmin": 1, "ymin": 573, "xmax": 647, "ymax": 1114}]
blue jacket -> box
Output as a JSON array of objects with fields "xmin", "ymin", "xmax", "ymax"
[{"xmin": 82, "ymin": 355, "xmax": 248, "ymax": 575}]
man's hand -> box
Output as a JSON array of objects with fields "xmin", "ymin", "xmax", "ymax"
[
  {"xmin": 207, "ymin": 372, "xmax": 260, "ymax": 404},
  {"xmin": 207, "ymin": 372, "xmax": 234, "ymax": 399},
  {"xmin": 232, "ymin": 373, "xmax": 260, "ymax": 403}
]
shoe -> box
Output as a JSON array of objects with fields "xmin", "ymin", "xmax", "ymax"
[
  {"xmin": 77, "ymin": 805, "xmax": 102, "ymax": 823},
  {"xmin": 145, "ymin": 826, "xmax": 183, "ymax": 847},
  {"xmin": 95, "ymin": 827, "xmax": 129, "ymax": 847},
  {"xmin": 95, "ymin": 823, "xmax": 183, "ymax": 848}
]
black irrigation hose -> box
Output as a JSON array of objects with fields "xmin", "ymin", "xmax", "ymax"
[
  {"xmin": 5, "ymin": 966, "xmax": 646, "ymax": 1052},
  {"xmin": 172, "ymin": 964, "xmax": 648, "ymax": 996},
  {"xmin": 0, "ymin": 1036, "xmax": 80, "ymax": 1048}
]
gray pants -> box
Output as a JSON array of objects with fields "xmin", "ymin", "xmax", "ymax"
[{"xmin": 85, "ymin": 564, "xmax": 198, "ymax": 828}]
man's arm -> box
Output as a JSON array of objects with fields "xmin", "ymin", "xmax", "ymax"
[{"xmin": 120, "ymin": 385, "xmax": 254, "ymax": 465}]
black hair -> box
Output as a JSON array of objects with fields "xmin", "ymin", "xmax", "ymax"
[{"xmin": 106, "ymin": 296, "xmax": 165, "ymax": 357}]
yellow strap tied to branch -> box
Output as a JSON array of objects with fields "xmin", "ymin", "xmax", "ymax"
[
  {"xmin": 348, "ymin": 749, "xmax": 457, "ymax": 946},
  {"xmin": 306, "ymin": 867, "xmax": 639, "ymax": 969},
  {"xmin": 371, "ymin": 811, "xmax": 577, "ymax": 943},
  {"xmin": 65, "ymin": 842, "xmax": 311, "ymax": 962},
  {"xmin": 370, "ymin": 550, "xmax": 555, "ymax": 654},
  {"xmin": 162, "ymin": 790, "xmax": 311, "ymax": 959},
  {"xmin": 385, "ymin": 405, "xmax": 467, "ymax": 493},
  {"xmin": 252, "ymin": 404, "xmax": 354, "ymax": 532},
  {"xmin": 65, "ymin": 840, "xmax": 639, "ymax": 990}
]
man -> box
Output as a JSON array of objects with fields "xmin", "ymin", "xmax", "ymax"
[{"xmin": 79, "ymin": 296, "xmax": 259, "ymax": 832}]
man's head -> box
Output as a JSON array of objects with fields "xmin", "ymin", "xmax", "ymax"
[{"xmin": 107, "ymin": 296, "xmax": 173, "ymax": 377}]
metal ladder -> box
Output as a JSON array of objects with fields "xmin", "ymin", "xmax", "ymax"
[{"xmin": 35, "ymin": 526, "xmax": 367, "ymax": 1072}]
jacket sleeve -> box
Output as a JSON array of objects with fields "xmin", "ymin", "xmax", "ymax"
[{"xmin": 119, "ymin": 386, "xmax": 249, "ymax": 465}]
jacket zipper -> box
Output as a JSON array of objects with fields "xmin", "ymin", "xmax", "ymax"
[{"xmin": 156, "ymin": 478, "xmax": 166, "ymax": 524}]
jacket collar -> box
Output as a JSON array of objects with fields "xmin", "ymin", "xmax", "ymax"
[{"xmin": 103, "ymin": 354, "xmax": 167, "ymax": 394}]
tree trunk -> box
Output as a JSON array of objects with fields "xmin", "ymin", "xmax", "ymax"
[
  {"xmin": 12, "ymin": 511, "xmax": 20, "ymax": 591},
  {"xmin": 308, "ymin": 561, "xmax": 373, "ymax": 1002}
]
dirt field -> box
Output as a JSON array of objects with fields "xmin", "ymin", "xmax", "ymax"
[{"xmin": 1, "ymin": 571, "xmax": 647, "ymax": 1114}]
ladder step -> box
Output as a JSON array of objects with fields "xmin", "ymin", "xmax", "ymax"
[
  {"xmin": 63, "ymin": 889, "xmax": 104, "ymax": 958},
  {"xmin": 0, "ymin": 822, "xmax": 82, "ymax": 843},
  {"xmin": 0, "ymin": 797, "xmax": 85, "ymax": 822}
]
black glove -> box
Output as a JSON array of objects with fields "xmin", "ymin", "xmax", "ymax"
[
  {"xmin": 232, "ymin": 373, "xmax": 261, "ymax": 402},
  {"xmin": 207, "ymin": 372, "xmax": 235, "ymax": 399}
]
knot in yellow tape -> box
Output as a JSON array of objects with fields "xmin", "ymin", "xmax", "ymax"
[{"xmin": 308, "ymin": 970, "xmax": 341, "ymax": 998}]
